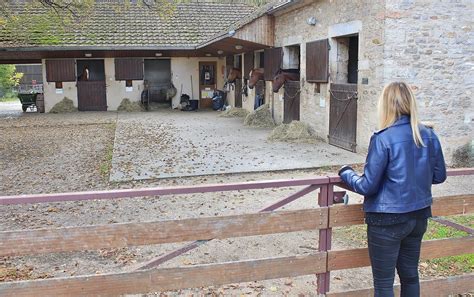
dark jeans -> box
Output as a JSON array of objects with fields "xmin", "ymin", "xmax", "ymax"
[{"xmin": 367, "ymin": 218, "xmax": 428, "ymax": 297}]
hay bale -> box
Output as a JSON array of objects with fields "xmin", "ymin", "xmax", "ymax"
[
  {"xmin": 268, "ymin": 121, "xmax": 318, "ymax": 143},
  {"xmin": 451, "ymin": 141, "xmax": 474, "ymax": 168},
  {"xmin": 117, "ymin": 98, "xmax": 144, "ymax": 112},
  {"xmin": 49, "ymin": 97, "xmax": 77, "ymax": 113},
  {"xmin": 219, "ymin": 108, "xmax": 249, "ymax": 118},
  {"xmin": 244, "ymin": 104, "xmax": 275, "ymax": 128}
]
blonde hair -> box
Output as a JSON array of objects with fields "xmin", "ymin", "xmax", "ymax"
[{"xmin": 378, "ymin": 81, "xmax": 425, "ymax": 147}]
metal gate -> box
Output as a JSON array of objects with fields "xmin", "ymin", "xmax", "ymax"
[
  {"xmin": 283, "ymin": 81, "xmax": 300, "ymax": 123},
  {"xmin": 235, "ymin": 79, "xmax": 242, "ymax": 108},
  {"xmin": 77, "ymin": 81, "xmax": 107, "ymax": 111},
  {"xmin": 328, "ymin": 83, "xmax": 358, "ymax": 152}
]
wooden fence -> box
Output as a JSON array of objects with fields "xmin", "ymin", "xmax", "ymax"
[{"xmin": 0, "ymin": 168, "xmax": 472, "ymax": 296}]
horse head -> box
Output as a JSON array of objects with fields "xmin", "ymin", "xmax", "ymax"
[
  {"xmin": 248, "ymin": 68, "xmax": 264, "ymax": 89},
  {"xmin": 227, "ymin": 68, "xmax": 242, "ymax": 83},
  {"xmin": 272, "ymin": 69, "xmax": 300, "ymax": 93}
]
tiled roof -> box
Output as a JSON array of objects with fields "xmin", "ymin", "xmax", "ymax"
[{"xmin": 0, "ymin": 1, "xmax": 262, "ymax": 49}]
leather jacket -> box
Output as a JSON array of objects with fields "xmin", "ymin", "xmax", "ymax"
[{"xmin": 339, "ymin": 115, "xmax": 447, "ymax": 213}]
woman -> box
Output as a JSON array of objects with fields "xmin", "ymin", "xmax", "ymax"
[{"xmin": 338, "ymin": 82, "xmax": 447, "ymax": 297}]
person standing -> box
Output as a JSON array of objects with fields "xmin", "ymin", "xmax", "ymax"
[{"xmin": 338, "ymin": 81, "xmax": 447, "ymax": 297}]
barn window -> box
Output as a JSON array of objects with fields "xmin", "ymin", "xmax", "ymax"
[
  {"xmin": 254, "ymin": 51, "xmax": 264, "ymax": 68},
  {"xmin": 332, "ymin": 35, "xmax": 358, "ymax": 84},
  {"xmin": 282, "ymin": 45, "xmax": 300, "ymax": 70},
  {"xmin": 264, "ymin": 47, "xmax": 282, "ymax": 81},
  {"xmin": 125, "ymin": 80, "xmax": 132, "ymax": 87},
  {"xmin": 115, "ymin": 58, "xmax": 144, "ymax": 80},
  {"xmin": 243, "ymin": 52, "xmax": 254, "ymax": 79},
  {"xmin": 306, "ymin": 39, "xmax": 329, "ymax": 83},
  {"xmin": 45, "ymin": 59, "xmax": 76, "ymax": 82},
  {"xmin": 234, "ymin": 54, "xmax": 242, "ymax": 70},
  {"xmin": 55, "ymin": 82, "xmax": 63, "ymax": 89}
]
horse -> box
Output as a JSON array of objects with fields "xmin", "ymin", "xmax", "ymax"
[
  {"xmin": 272, "ymin": 69, "xmax": 300, "ymax": 93},
  {"xmin": 248, "ymin": 68, "xmax": 264, "ymax": 89},
  {"xmin": 226, "ymin": 68, "xmax": 242, "ymax": 83}
]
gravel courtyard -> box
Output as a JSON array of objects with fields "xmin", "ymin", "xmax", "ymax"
[
  {"xmin": 0, "ymin": 107, "xmax": 472, "ymax": 296},
  {"xmin": 110, "ymin": 110, "xmax": 365, "ymax": 182}
]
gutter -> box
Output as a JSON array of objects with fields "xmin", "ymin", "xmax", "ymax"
[{"xmin": 0, "ymin": 45, "xmax": 197, "ymax": 52}]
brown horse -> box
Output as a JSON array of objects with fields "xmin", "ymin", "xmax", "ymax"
[
  {"xmin": 227, "ymin": 68, "xmax": 242, "ymax": 83},
  {"xmin": 248, "ymin": 68, "xmax": 264, "ymax": 89},
  {"xmin": 272, "ymin": 69, "xmax": 300, "ymax": 93}
]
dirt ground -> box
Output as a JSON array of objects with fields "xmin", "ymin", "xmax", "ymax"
[{"xmin": 0, "ymin": 108, "xmax": 472, "ymax": 296}]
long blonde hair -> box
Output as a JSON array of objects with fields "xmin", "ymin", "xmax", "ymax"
[{"xmin": 378, "ymin": 82, "xmax": 425, "ymax": 147}]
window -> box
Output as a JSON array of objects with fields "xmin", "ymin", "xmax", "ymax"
[
  {"xmin": 332, "ymin": 35, "xmax": 358, "ymax": 84},
  {"xmin": 55, "ymin": 82, "xmax": 63, "ymax": 89},
  {"xmin": 282, "ymin": 45, "xmax": 300, "ymax": 70},
  {"xmin": 125, "ymin": 80, "xmax": 132, "ymax": 87}
]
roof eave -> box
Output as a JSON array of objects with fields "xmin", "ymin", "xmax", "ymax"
[{"xmin": 0, "ymin": 45, "xmax": 197, "ymax": 52}]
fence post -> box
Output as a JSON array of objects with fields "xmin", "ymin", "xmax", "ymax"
[{"xmin": 317, "ymin": 183, "xmax": 333, "ymax": 296}]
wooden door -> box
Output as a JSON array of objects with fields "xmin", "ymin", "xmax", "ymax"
[
  {"xmin": 328, "ymin": 83, "xmax": 358, "ymax": 152},
  {"xmin": 76, "ymin": 59, "xmax": 107, "ymax": 111},
  {"xmin": 235, "ymin": 79, "xmax": 242, "ymax": 108},
  {"xmin": 283, "ymin": 81, "xmax": 300, "ymax": 123},
  {"xmin": 77, "ymin": 81, "xmax": 107, "ymax": 111},
  {"xmin": 199, "ymin": 61, "xmax": 217, "ymax": 109}
]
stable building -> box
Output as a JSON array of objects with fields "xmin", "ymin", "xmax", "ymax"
[{"xmin": 0, "ymin": 1, "xmax": 272, "ymax": 111}]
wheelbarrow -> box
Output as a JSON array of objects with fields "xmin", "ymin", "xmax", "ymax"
[{"xmin": 17, "ymin": 93, "xmax": 38, "ymax": 112}]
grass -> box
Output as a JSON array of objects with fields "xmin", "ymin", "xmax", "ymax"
[
  {"xmin": 334, "ymin": 214, "xmax": 474, "ymax": 277},
  {"xmin": 98, "ymin": 123, "xmax": 116, "ymax": 180},
  {"xmin": 420, "ymin": 215, "xmax": 474, "ymax": 277}
]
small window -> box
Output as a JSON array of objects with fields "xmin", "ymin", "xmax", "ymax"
[
  {"xmin": 55, "ymin": 82, "xmax": 63, "ymax": 89},
  {"xmin": 125, "ymin": 80, "xmax": 132, "ymax": 87}
]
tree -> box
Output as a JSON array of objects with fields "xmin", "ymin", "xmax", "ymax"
[{"xmin": 0, "ymin": 65, "xmax": 23, "ymax": 98}]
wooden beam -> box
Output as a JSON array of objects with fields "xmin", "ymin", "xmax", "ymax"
[
  {"xmin": 0, "ymin": 254, "xmax": 326, "ymax": 297},
  {"xmin": 328, "ymin": 236, "xmax": 474, "ymax": 271},
  {"xmin": 0, "ymin": 209, "xmax": 328, "ymax": 257},
  {"xmin": 431, "ymin": 194, "xmax": 474, "ymax": 216},
  {"xmin": 329, "ymin": 194, "xmax": 474, "ymax": 227},
  {"xmin": 326, "ymin": 273, "xmax": 474, "ymax": 297}
]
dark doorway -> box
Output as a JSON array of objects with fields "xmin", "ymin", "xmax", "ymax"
[
  {"xmin": 348, "ymin": 36, "xmax": 359, "ymax": 84},
  {"xmin": 76, "ymin": 60, "xmax": 107, "ymax": 111},
  {"xmin": 199, "ymin": 61, "xmax": 217, "ymax": 109},
  {"xmin": 144, "ymin": 59, "xmax": 171, "ymax": 103}
]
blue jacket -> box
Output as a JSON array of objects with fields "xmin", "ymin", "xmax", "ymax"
[{"xmin": 339, "ymin": 115, "xmax": 447, "ymax": 213}]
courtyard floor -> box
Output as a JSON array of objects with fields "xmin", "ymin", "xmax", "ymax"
[{"xmin": 0, "ymin": 104, "xmax": 472, "ymax": 296}]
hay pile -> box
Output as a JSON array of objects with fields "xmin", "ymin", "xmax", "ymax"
[
  {"xmin": 117, "ymin": 98, "xmax": 144, "ymax": 112},
  {"xmin": 268, "ymin": 121, "xmax": 317, "ymax": 143},
  {"xmin": 219, "ymin": 108, "xmax": 249, "ymax": 118},
  {"xmin": 49, "ymin": 97, "xmax": 77, "ymax": 113},
  {"xmin": 452, "ymin": 141, "xmax": 474, "ymax": 168},
  {"xmin": 244, "ymin": 104, "xmax": 275, "ymax": 128}
]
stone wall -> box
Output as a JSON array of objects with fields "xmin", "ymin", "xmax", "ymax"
[
  {"xmin": 383, "ymin": 0, "xmax": 474, "ymax": 162},
  {"xmin": 273, "ymin": 0, "xmax": 386, "ymax": 152}
]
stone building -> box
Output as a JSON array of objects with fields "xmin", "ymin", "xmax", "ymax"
[{"xmin": 226, "ymin": 0, "xmax": 472, "ymax": 164}]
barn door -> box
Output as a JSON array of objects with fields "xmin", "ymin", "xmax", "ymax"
[
  {"xmin": 77, "ymin": 59, "xmax": 107, "ymax": 111},
  {"xmin": 283, "ymin": 81, "xmax": 300, "ymax": 123},
  {"xmin": 235, "ymin": 79, "xmax": 242, "ymax": 108},
  {"xmin": 328, "ymin": 83, "xmax": 358, "ymax": 152},
  {"xmin": 77, "ymin": 81, "xmax": 107, "ymax": 111}
]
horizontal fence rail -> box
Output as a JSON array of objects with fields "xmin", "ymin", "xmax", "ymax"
[{"xmin": 0, "ymin": 168, "xmax": 472, "ymax": 296}]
